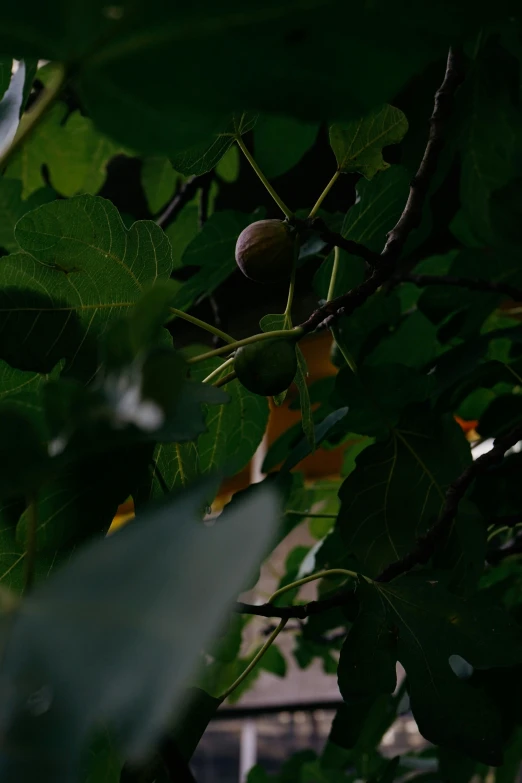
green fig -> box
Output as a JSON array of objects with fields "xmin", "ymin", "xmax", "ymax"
[
  {"xmin": 235, "ymin": 219, "xmax": 297, "ymax": 283},
  {"xmin": 234, "ymin": 338, "xmax": 298, "ymax": 396}
]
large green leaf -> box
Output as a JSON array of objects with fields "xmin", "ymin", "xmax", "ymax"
[
  {"xmin": 459, "ymin": 52, "xmax": 522, "ymax": 244},
  {"xmin": 0, "ymin": 195, "xmax": 172, "ymax": 375},
  {"xmin": 329, "ymin": 105, "xmax": 408, "ymax": 179},
  {"xmin": 141, "ymin": 157, "xmax": 180, "ymax": 215},
  {"xmin": 16, "ymin": 443, "xmax": 153, "ymax": 552},
  {"xmin": 5, "ymin": 103, "xmax": 123, "ymax": 199},
  {"xmin": 254, "ymin": 115, "xmax": 319, "ymax": 179},
  {"xmin": 0, "ymin": 2, "xmax": 491, "ymax": 157},
  {"xmin": 332, "ymin": 364, "xmax": 431, "ymax": 440},
  {"xmin": 341, "ymin": 166, "xmax": 410, "ymax": 249},
  {"xmin": 337, "ymin": 410, "xmax": 471, "ymax": 576},
  {"xmin": 190, "ymin": 353, "xmax": 269, "ymax": 478},
  {"xmin": 339, "ymin": 573, "xmax": 522, "ymax": 764},
  {"xmin": 0, "ymin": 179, "xmax": 55, "ymax": 253},
  {"xmin": 171, "ymin": 112, "xmax": 257, "ymax": 176},
  {"xmin": 0, "ymin": 499, "xmax": 61, "ymax": 593},
  {"xmin": 0, "ymin": 478, "xmax": 280, "ymax": 782}
]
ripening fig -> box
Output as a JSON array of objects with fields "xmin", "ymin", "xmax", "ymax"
[
  {"xmin": 235, "ymin": 219, "xmax": 297, "ymax": 283},
  {"xmin": 234, "ymin": 338, "xmax": 298, "ymax": 396}
]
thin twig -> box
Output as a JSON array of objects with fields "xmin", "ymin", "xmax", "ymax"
[
  {"xmin": 376, "ymin": 426, "xmax": 522, "ymax": 582},
  {"xmin": 235, "ymin": 587, "xmax": 356, "ymax": 620},
  {"xmin": 308, "ymin": 217, "xmax": 380, "ymax": 267},
  {"xmin": 156, "ymin": 173, "xmax": 209, "ymax": 229},
  {"xmin": 297, "ymin": 48, "xmax": 465, "ymax": 334},
  {"xmin": 198, "ymin": 172, "xmax": 213, "ymax": 228},
  {"xmin": 394, "ymin": 273, "xmax": 522, "ymax": 302},
  {"xmin": 213, "ymin": 370, "xmax": 236, "ymax": 388}
]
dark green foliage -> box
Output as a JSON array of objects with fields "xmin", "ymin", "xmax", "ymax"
[{"xmin": 0, "ymin": 7, "xmax": 521, "ymax": 783}]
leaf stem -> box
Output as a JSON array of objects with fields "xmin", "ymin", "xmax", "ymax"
[
  {"xmin": 269, "ymin": 568, "xmax": 364, "ymax": 604},
  {"xmin": 327, "ymin": 245, "xmax": 341, "ymax": 302},
  {"xmin": 187, "ymin": 327, "xmax": 304, "ymax": 365},
  {"xmin": 221, "ymin": 566, "xmax": 369, "ymax": 700},
  {"xmin": 284, "ymin": 255, "xmax": 297, "ymax": 320},
  {"xmin": 213, "ymin": 370, "xmax": 236, "ymax": 388},
  {"xmin": 202, "ymin": 356, "xmax": 235, "ymax": 384},
  {"xmin": 0, "ymin": 62, "xmax": 66, "ymax": 170},
  {"xmin": 236, "ymin": 136, "xmax": 293, "ymax": 218},
  {"xmin": 219, "ymin": 618, "xmax": 287, "ymax": 701},
  {"xmin": 24, "ymin": 493, "xmax": 38, "ymax": 594},
  {"xmin": 167, "ymin": 307, "xmax": 235, "ymax": 344},
  {"xmin": 331, "ymin": 323, "xmax": 358, "ymax": 374},
  {"xmin": 308, "ymin": 171, "xmax": 340, "ymax": 219}
]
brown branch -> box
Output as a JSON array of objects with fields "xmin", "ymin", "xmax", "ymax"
[
  {"xmin": 307, "ymin": 217, "xmax": 380, "ymax": 267},
  {"xmin": 298, "ymin": 47, "xmax": 465, "ymax": 334},
  {"xmin": 395, "ymin": 273, "xmax": 522, "ymax": 302},
  {"xmin": 235, "ymin": 587, "xmax": 355, "ymax": 620},
  {"xmin": 156, "ymin": 173, "xmax": 211, "ymax": 229},
  {"xmin": 376, "ymin": 426, "xmax": 522, "ymax": 583}
]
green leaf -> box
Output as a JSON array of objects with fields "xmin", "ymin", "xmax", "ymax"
[
  {"xmin": 102, "ymin": 280, "xmax": 178, "ymax": 369},
  {"xmin": 215, "ymin": 144, "xmax": 240, "ymax": 183},
  {"xmin": 165, "ymin": 203, "xmax": 200, "ymax": 269},
  {"xmin": 141, "ymin": 157, "xmax": 180, "ymax": 215},
  {"xmin": 337, "ymin": 411, "xmax": 471, "ymax": 577},
  {"xmin": 254, "ymin": 115, "xmax": 319, "ymax": 179},
  {"xmin": 339, "ymin": 573, "xmax": 522, "ymax": 764},
  {"xmin": 147, "ymin": 441, "xmax": 200, "ymax": 499},
  {"xmin": 16, "ymin": 443, "xmax": 153, "ymax": 552},
  {"xmin": 329, "ymin": 105, "xmax": 408, "ymax": 178},
  {"xmin": 81, "ymin": 729, "xmax": 122, "ymax": 783},
  {"xmin": 314, "ymin": 247, "xmax": 365, "ymax": 301},
  {"xmin": 0, "ymin": 402, "xmax": 49, "ymax": 499},
  {"xmin": 0, "ymin": 195, "xmax": 172, "ymax": 375},
  {"xmin": 173, "ymin": 210, "xmax": 256, "ymax": 311},
  {"xmin": 365, "ymin": 311, "xmax": 440, "ymax": 369},
  {"xmin": 0, "ymin": 60, "xmax": 25, "ymax": 157},
  {"xmin": 459, "ymin": 53, "xmax": 522, "ymax": 243},
  {"xmin": 6, "ymin": 104, "xmax": 123, "ymax": 199},
  {"xmin": 342, "ymin": 166, "xmax": 411, "ymax": 249},
  {"xmin": 195, "ymin": 365, "xmax": 269, "ymax": 478},
  {"xmin": 0, "ymin": 179, "xmax": 55, "ymax": 253},
  {"xmin": 281, "ymin": 408, "xmax": 349, "ymax": 473},
  {"xmin": 0, "ymin": 500, "xmax": 61, "ymax": 593},
  {"xmin": 332, "ymin": 364, "xmax": 431, "ymax": 440},
  {"xmin": 171, "ymin": 112, "xmax": 257, "ymax": 176},
  {"xmin": 0, "ymin": 478, "xmax": 280, "ymax": 780}
]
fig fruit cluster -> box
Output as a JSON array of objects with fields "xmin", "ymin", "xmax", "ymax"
[
  {"xmin": 234, "ymin": 338, "xmax": 297, "ymax": 396},
  {"xmin": 235, "ymin": 219, "xmax": 297, "ymax": 283}
]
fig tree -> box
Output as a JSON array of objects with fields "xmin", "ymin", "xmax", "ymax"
[
  {"xmin": 235, "ymin": 219, "xmax": 297, "ymax": 283},
  {"xmin": 234, "ymin": 338, "xmax": 298, "ymax": 396}
]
